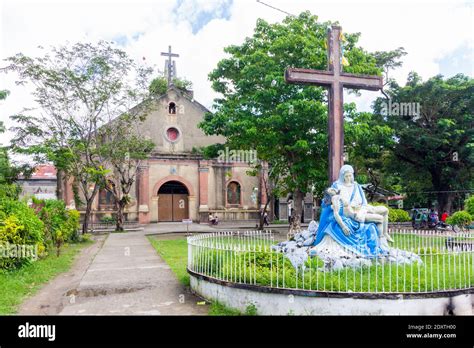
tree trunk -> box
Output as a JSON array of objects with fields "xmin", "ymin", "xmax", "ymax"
[
  {"xmin": 290, "ymin": 190, "xmax": 304, "ymax": 232},
  {"xmin": 56, "ymin": 169, "xmax": 64, "ymax": 200},
  {"xmin": 82, "ymin": 199, "xmax": 93, "ymax": 234},
  {"xmin": 115, "ymin": 200, "xmax": 125, "ymax": 232},
  {"xmin": 258, "ymin": 198, "xmax": 271, "ymax": 230},
  {"xmin": 437, "ymin": 191, "xmax": 454, "ymax": 215}
]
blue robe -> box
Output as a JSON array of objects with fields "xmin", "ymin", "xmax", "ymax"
[{"xmin": 312, "ymin": 183, "xmax": 388, "ymax": 258}]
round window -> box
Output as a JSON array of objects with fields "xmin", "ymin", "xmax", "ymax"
[{"xmin": 166, "ymin": 127, "xmax": 180, "ymax": 142}]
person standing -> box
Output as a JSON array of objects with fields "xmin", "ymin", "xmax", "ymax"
[{"xmin": 441, "ymin": 211, "xmax": 449, "ymax": 223}]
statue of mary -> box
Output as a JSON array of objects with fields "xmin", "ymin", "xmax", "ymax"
[{"xmin": 311, "ymin": 165, "xmax": 390, "ymax": 258}]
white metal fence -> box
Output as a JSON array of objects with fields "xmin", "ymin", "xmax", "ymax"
[{"xmin": 187, "ymin": 229, "xmax": 474, "ymax": 293}]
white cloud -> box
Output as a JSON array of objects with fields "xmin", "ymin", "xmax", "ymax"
[{"xmin": 1, "ymin": 0, "xmax": 472, "ymax": 147}]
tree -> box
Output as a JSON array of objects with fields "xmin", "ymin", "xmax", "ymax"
[
  {"xmin": 149, "ymin": 76, "xmax": 193, "ymax": 96},
  {"xmin": 373, "ymin": 73, "xmax": 474, "ymax": 213},
  {"xmin": 98, "ymin": 114, "xmax": 154, "ymax": 231},
  {"xmin": 199, "ymin": 12, "xmax": 387, "ymax": 230},
  {"xmin": 3, "ymin": 41, "xmax": 154, "ymax": 234}
]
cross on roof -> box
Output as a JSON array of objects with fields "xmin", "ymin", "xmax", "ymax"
[
  {"xmin": 285, "ymin": 25, "xmax": 383, "ymax": 183},
  {"xmin": 161, "ymin": 45, "xmax": 179, "ymax": 86}
]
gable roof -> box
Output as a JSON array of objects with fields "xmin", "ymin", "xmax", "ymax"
[{"xmin": 155, "ymin": 85, "xmax": 210, "ymax": 114}]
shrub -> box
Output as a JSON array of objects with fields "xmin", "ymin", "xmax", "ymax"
[
  {"xmin": 388, "ymin": 208, "xmax": 411, "ymax": 223},
  {"xmin": 446, "ymin": 211, "xmax": 473, "ymax": 230},
  {"xmin": 34, "ymin": 199, "xmax": 80, "ymax": 254},
  {"xmin": 0, "ymin": 183, "xmax": 21, "ymax": 200},
  {"xmin": 0, "ymin": 209, "xmax": 45, "ymax": 269},
  {"xmin": 0, "ymin": 198, "xmax": 44, "ymax": 245},
  {"xmin": 370, "ymin": 202, "xmax": 410, "ymax": 222},
  {"xmin": 100, "ymin": 215, "xmax": 115, "ymax": 223},
  {"xmin": 464, "ymin": 195, "xmax": 474, "ymax": 217}
]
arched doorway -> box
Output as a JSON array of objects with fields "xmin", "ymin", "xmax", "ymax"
[{"xmin": 158, "ymin": 181, "xmax": 189, "ymax": 221}]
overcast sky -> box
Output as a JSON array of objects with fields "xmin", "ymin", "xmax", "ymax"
[{"xmin": 1, "ymin": 0, "xmax": 473, "ymax": 146}]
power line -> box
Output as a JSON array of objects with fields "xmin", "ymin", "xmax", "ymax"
[
  {"xmin": 256, "ymin": 0, "xmax": 296, "ymax": 17},
  {"xmin": 402, "ymin": 190, "xmax": 474, "ymax": 194}
]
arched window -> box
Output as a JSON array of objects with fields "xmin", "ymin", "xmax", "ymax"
[
  {"xmin": 227, "ymin": 181, "xmax": 241, "ymax": 205},
  {"xmin": 99, "ymin": 189, "xmax": 115, "ymax": 209},
  {"xmin": 168, "ymin": 102, "xmax": 176, "ymax": 114}
]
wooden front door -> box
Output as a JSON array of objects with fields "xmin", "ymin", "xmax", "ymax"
[
  {"xmin": 158, "ymin": 194, "xmax": 173, "ymax": 221},
  {"xmin": 157, "ymin": 181, "xmax": 189, "ymax": 222},
  {"xmin": 173, "ymin": 194, "xmax": 188, "ymax": 221}
]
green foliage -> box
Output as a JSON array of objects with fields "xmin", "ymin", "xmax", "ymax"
[
  {"xmin": 389, "ymin": 208, "xmax": 411, "ymax": 222},
  {"xmin": 199, "ymin": 11, "xmax": 387, "ymax": 203},
  {"xmin": 0, "ymin": 89, "xmax": 10, "ymax": 100},
  {"xmin": 34, "ymin": 199, "xmax": 80, "ymax": 255},
  {"xmin": 172, "ymin": 78, "xmax": 193, "ymax": 91},
  {"xmin": 373, "ymin": 73, "xmax": 474, "ymax": 212},
  {"xmin": 464, "ymin": 195, "xmax": 474, "ymax": 216},
  {"xmin": 4, "ymin": 41, "xmax": 154, "ymax": 234},
  {"xmin": 0, "ymin": 183, "xmax": 21, "ymax": 200},
  {"xmin": 149, "ymin": 76, "xmax": 193, "ymax": 96},
  {"xmin": 149, "ymin": 77, "xmax": 168, "ymax": 95},
  {"xmin": 244, "ymin": 303, "xmax": 258, "ymax": 316},
  {"xmin": 446, "ymin": 211, "xmax": 473, "ymax": 229},
  {"xmin": 0, "ymin": 198, "xmax": 44, "ymax": 245},
  {"xmin": 0, "ymin": 242, "xmax": 91, "ymax": 314},
  {"xmin": 100, "ymin": 215, "xmax": 116, "ymax": 223},
  {"xmin": 209, "ymin": 301, "xmax": 241, "ymax": 316},
  {"xmin": 148, "ymin": 237, "xmax": 190, "ymax": 286},
  {"xmin": 0, "ymin": 198, "xmax": 45, "ymax": 269},
  {"xmin": 369, "ymin": 202, "xmax": 410, "ymax": 222}
]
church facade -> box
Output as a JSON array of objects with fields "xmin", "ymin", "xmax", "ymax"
[{"xmin": 62, "ymin": 84, "xmax": 267, "ymax": 224}]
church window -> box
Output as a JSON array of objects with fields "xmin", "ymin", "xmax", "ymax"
[
  {"xmin": 99, "ymin": 189, "xmax": 115, "ymax": 209},
  {"xmin": 227, "ymin": 181, "xmax": 241, "ymax": 205},
  {"xmin": 166, "ymin": 127, "xmax": 180, "ymax": 142},
  {"xmin": 168, "ymin": 102, "xmax": 176, "ymax": 114}
]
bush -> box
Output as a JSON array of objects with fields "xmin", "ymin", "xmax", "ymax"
[
  {"xmin": 446, "ymin": 211, "xmax": 473, "ymax": 230},
  {"xmin": 0, "ymin": 200, "xmax": 45, "ymax": 269},
  {"xmin": 0, "ymin": 183, "xmax": 21, "ymax": 200},
  {"xmin": 370, "ymin": 202, "xmax": 410, "ymax": 222},
  {"xmin": 0, "ymin": 198, "xmax": 44, "ymax": 245},
  {"xmin": 464, "ymin": 195, "xmax": 474, "ymax": 217},
  {"xmin": 34, "ymin": 199, "xmax": 80, "ymax": 255},
  {"xmin": 388, "ymin": 208, "xmax": 411, "ymax": 222},
  {"xmin": 100, "ymin": 215, "xmax": 115, "ymax": 223}
]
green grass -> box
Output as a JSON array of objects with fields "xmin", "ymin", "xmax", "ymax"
[
  {"xmin": 147, "ymin": 237, "xmax": 190, "ymax": 286},
  {"xmin": 0, "ymin": 241, "xmax": 93, "ymax": 314},
  {"xmin": 208, "ymin": 301, "xmax": 242, "ymax": 316}
]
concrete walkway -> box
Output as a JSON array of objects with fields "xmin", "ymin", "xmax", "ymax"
[{"xmin": 60, "ymin": 228, "xmax": 208, "ymax": 315}]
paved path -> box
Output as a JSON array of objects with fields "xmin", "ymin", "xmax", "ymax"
[{"xmin": 58, "ymin": 228, "xmax": 208, "ymax": 315}]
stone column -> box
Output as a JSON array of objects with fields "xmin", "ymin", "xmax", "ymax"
[
  {"xmin": 137, "ymin": 164, "xmax": 150, "ymax": 224},
  {"xmin": 64, "ymin": 177, "xmax": 75, "ymax": 208},
  {"xmin": 260, "ymin": 165, "xmax": 268, "ymax": 210},
  {"xmin": 199, "ymin": 167, "xmax": 209, "ymax": 211}
]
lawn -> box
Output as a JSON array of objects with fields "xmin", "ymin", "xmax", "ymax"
[
  {"xmin": 0, "ymin": 241, "xmax": 92, "ymax": 314},
  {"xmin": 147, "ymin": 236, "xmax": 255, "ymax": 315},
  {"xmin": 147, "ymin": 236, "xmax": 190, "ymax": 286}
]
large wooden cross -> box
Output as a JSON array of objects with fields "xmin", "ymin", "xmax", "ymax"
[
  {"xmin": 161, "ymin": 45, "xmax": 179, "ymax": 86},
  {"xmin": 285, "ymin": 25, "xmax": 383, "ymax": 183}
]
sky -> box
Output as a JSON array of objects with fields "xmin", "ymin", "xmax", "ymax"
[{"xmin": 0, "ymin": 0, "xmax": 473, "ymax": 147}]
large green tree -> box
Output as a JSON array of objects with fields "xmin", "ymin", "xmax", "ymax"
[
  {"xmin": 3, "ymin": 41, "xmax": 154, "ymax": 233},
  {"xmin": 373, "ymin": 73, "xmax": 474, "ymax": 212},
  {"xmin": 199, "ymin": 12, "xmax": 393, "ymax": 229}
]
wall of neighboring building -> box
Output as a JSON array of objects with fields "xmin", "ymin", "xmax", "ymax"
[{"xmin": 18, "ymin": 179, "xmax": 57, "ymax": 200}]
